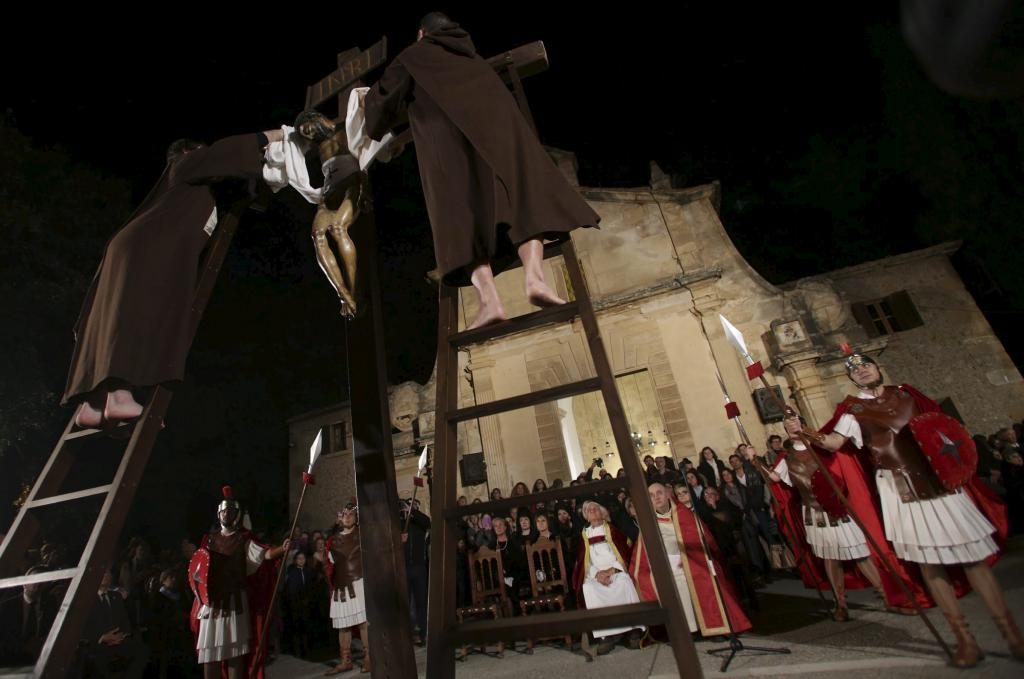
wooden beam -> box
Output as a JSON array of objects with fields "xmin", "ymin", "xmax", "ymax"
[
  {"xmin": 348, "ymin": 191, "xmax": 418, "ymax": 679},
  {"xmin": 444, "ymin": 477, "xmax": 626, "ymax": 520},
  {"xmin": 26, "ymin": 485, "xmax": 111, "ymax": 509},
  {"xmin": 486, "ymin": 41, "xmax": 549, "ymax": 82},
  {"xmin": 450, "ymin": 303, "xmax": 578, "ymax": 347},
  {"xmin": 425, "ymin": 283, "xmax": 461, "ymax": 679},
  {"xmin": 367, "ymin": 41, "xmax": 550, "ymax": 134},
  {"xmin": 0, "ymin": 568, "xmax": 77, "ymax": 590},
  {"xmin": 449, "ymin": 378, "xmax": 601, "ymax": 423},
  {"xmin": 451, "ymin": 602, "xmax": 666, "ymax": 644},
  {"xmin": 561, "ymin": 242, "xmax": 704, "ymax": 678},
  {"xmin": 305, "ymin": 38, "xmax": 388, "ymax": 109}
]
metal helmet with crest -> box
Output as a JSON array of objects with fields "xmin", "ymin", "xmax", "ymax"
[
  {"xmin": 218, "ymin": 485, "xmax": 242, "ymax": 527},
  {"xmin": 841, "ymin": 342, "xmax": 878, "ymax": 375}
]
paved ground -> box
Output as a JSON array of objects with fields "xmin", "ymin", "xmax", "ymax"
[{"xmin": 269, "ymin": 536, "xmax": 1024, "ymax": 678}]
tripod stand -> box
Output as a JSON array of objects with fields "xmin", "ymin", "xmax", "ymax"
[{"xmin": 692, "ymin": 503, "xmax": 791, "ymax": 672}]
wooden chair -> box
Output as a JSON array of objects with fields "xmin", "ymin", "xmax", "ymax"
[
  {"xmin": 519, "ymin": 536, "xmax": 573, "ymax": 653},
  {"xmin": 455, "ymin": 546, "xmax": 511, "ymax": 660}
]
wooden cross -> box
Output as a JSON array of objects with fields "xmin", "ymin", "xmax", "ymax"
[
  {"xmin": 305, "ymin": 38, "xmax": 388, "ymax": 117},
  {"xmin": 300, "ymin": 37, "xmax": 553, "ymax": 679}
]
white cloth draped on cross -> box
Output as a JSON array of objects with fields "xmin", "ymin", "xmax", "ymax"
[{"xmin": 262, "ymin": 88, "xmax": 397, "ymax": 204}]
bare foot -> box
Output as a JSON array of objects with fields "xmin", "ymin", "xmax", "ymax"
[
  {"xmin": 338, "ymin": 289, "xmax": 357, "ymax": 319},
  {"xmin": 104, "ymin": 389, "xmax": 144, "ymax": 423},
  {"xmin": 467, "ymin": 301, "xmax": 508, "ymax": 330},
  {"xmin": 526, "ymin": 279, "xmax": 567, "ymax": 307},
  {"xmin": 74, "ymin": 399, "xmax": 104, "ymax": 428}
]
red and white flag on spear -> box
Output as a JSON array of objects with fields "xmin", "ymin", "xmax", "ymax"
[
  {"xmin": 720, "ymin": 314, "xmax": 765, "ymax": 380},
  {"xmin": 303, "ymin": 429, "xmax": 323, "ymax": 485},
  {"xmin": 413, "ymin": 444, "xmax": 429, "ymax": 487}
]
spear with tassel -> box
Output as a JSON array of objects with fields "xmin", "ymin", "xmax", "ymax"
[
  {"xmin": 718, "ymin": 315, "xmax": 953, "ymax": 662},
  {"xmin": 404, "ymin": 444, "xmax": 430, "ymax": 533},
  {"xmin": 692, "ymin": 308, "xmax": 831, "ymax": 613},
  {"xmin": 251, "ymin": 428, "xmax": 324, "ymax": 675}
]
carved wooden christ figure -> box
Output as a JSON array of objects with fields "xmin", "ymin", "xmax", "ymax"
[{"xmin": 295, "ymin": 110, "xmax": 365, "ymax": 318}]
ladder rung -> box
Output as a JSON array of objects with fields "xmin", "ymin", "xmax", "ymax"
[
  {"xmin": 450, "ymin": 377, "xmax": 601, "ymax": 423},
  {"xmin": 0, "ymin": 668, "xmax": 34, "ymax": 678},
  {"xmin": 450, "ymin": 602, "xmax": 665, "ymax": 644},
  {"xmin": 450, "ymin": 303, "xmax": 579, "ymax": 347},
  {"xmin": 26, "ymin": 485, "xmax": 112, "ymax": 509},
  {"xmin": 542, "ymin": 240, "xmax": 564, "ymax": 259},
  {"xmin": 445, "ymin": 477, "xmax": 626, "ymax": 520},
  {"xmin": 0, "ymin": 568, "xmax": 77, "ymax": 590},
  {"xmin": 63, "ymin": 422, "xmax": 132, "ymax": 441},
  {"xmin": 495, "ymin": 240, "xmax": 565, "ymax": 273},
  {"xmin": 518, "ymin": 239, "xmax": 565, "ymax": 265},
  {"xmin": 63, "ymin": 427, "xmax": 103, "ymax": 441}
]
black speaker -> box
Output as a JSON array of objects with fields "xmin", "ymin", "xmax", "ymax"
[
  {"xmin": 459, "ymin": 453, "xmax": 488, "ymax": 486},
  {"xmin": 753, "ymin": 386, "xmax": 786, "ymax": 424}
]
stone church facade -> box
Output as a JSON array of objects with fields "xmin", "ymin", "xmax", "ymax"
[{"xmin": 287, "ymin": 151, "xmax": 1023, "ymax": 526}]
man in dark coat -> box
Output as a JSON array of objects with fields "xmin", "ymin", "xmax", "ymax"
[
  {"xmin": 400, "ymin": 499, "xmax": 431, "ymax": 644},
  {"xmin": 363, "ymin": 12, "xmax": 600, "ymax": 329},
  {"xmin": 79, "ymin": 568, "xmax": 149, "ymax": 679},
  {"xmin": 65, "ymin": 129, "xmax": 282, "ymax": 428}
]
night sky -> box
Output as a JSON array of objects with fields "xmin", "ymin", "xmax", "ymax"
[{"xmin": 3, "ymin": 4, "xmax": 1023, "ymax": 549}]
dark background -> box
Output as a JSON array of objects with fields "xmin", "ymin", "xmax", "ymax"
[{"xmin": 2, "ymin": 3, "xmax": 1022, "ymax": 550}]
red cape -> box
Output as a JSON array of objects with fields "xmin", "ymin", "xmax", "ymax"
[
  {"xmin": 190, "ymin": 530, "xmax": 280, "ymax": 679},
  {"xmin": 768, "ymin": 450, "xmax": 868, "ymax": 593},
  {"xmin": 628, "ymin": 499, "xmax": 751, "ymax": 635},
  {"xmin": 894, "ymin": 385, "xmax": 1008, "ymax": 550},
  {"xmin": 768, "ymin": 446, "xmax": 932, "ymax": 609},
  {"xmin": 818, "ymin": 384, "xmax": 1009, "ymax": 598}
]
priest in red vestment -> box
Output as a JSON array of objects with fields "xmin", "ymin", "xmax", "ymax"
[{"xmin": 629, "ymin": 482, "xmax": 751, "ymax": 637}]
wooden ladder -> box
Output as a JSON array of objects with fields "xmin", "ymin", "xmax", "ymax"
[
  {"xmin": 426, "ymin": 238, "xmax": 704, "ymax": 678},
  {"xmin": 0, "ymin": 202, "xmax": 248, "ymax": 679}
]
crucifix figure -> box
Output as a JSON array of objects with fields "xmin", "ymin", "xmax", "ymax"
[
  {"xmin": 309, "ymin": 23, "xmax": 611, "ymax": 678},
  {"xmin": 298, "ymin": 38, "xmax": 424, "ymax": 679},
  {"xmin": 296, "ymin": 109, "xmax": 366, "ymax": 317},
  {"xmin": 299, "ymin": 41, "xmax": 389, "ymax": 318}
]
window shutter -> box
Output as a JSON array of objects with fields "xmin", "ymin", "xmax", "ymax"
[
  {"xmin": 851, "ymin": 302, "xmax": 881, "ymax": 338},
  {"xmin": 886, "ymin": 290, "xmax": 924, "ymax": 330}
]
